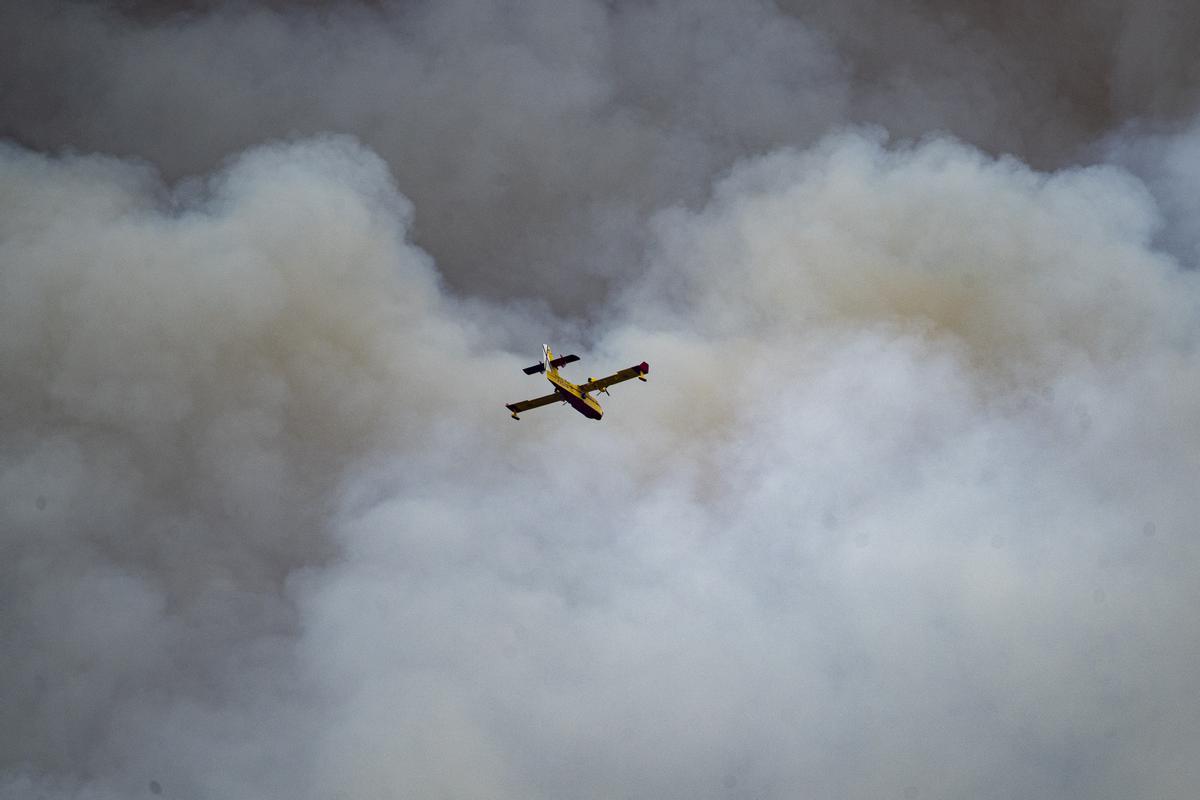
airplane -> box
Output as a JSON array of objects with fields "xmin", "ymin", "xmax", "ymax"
[{"xmin": 506, "ymin": 345, "xmax": 649, "ymax": 420}]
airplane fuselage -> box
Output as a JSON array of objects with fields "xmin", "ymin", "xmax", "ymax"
[{"xmin": 546, "ymin": 370, "xmax": 604, "ymax": 419}]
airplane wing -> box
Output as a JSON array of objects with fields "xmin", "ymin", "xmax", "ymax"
[
  {"xmin": 506, "ymin": 391, "xmax": 561, "ymax": 418},
  {"xmin": 576, "ymin": 362, "xmax": 649, "ymax": 394}
]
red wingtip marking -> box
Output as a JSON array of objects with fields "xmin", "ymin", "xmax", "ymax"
[{"xmin": 638, "ymin": 361, "xmax": 649, "ymax": 374}]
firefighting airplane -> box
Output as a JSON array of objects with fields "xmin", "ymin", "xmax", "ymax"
[{"xmin": 506, "ymin": 345, "xmax": 649, "ymax": 420}]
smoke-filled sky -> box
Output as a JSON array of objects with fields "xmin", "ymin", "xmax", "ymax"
[{"xmin": 3, "ymin": 2, "xmax": 1200, "ymax": 799}]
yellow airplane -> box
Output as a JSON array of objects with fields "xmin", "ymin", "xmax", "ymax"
[{"xmin": 506, "ymin": 344, "xmax": 649, "ymax": 420}]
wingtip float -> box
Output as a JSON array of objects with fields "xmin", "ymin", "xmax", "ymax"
[{"xmin": 506, "ymin": 344, "xmax": 649, "ymax": 421}]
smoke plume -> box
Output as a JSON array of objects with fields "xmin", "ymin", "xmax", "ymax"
[{"xmin": 3, "ymin": 2, "xmax": 1200, "ymax": 799}]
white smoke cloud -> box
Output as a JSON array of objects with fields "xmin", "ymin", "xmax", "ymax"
[
  {"xmin": 301, "ymin": 132, "xmax": 1200, "ymax": 799},
  {"xmin": 1104, "ymin": 118, "xmax": 1200, "ymax": 269},
  {"xmin": 10, "ymin": 0, "xmax": 1200, "ymax": 315},
  {"xmin": 0, "ymin": 135, "xmax": 510, "ymax": 799},
  {"xmin": 4, "ymin": 2, "xmax": 1200, "ymax": 800}
]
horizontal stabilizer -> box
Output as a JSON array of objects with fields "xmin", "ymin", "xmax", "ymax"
[
  {"xmin": 522, "ymin": 362, "xmax": 546, "ymax": 375},
  {"xmin": 549, "ymin": 354, "xmax": 580, "ymax": 369}
]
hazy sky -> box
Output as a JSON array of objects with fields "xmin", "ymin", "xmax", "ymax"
[{"xmin": 3, "ymin": 2, "xmax": 1200, "ymax": 799}]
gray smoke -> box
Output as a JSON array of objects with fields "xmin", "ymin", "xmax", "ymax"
[
  {"xmin": 3, "ymin": 2, "xmax": 1200, "ymax": 799},
  {"xmin": 6, "ymin": 0, "xmax": 1200, "ymax": 310}
]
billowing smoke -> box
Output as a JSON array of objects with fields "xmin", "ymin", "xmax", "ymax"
[
  {"xmin": 6, "ymin": 0, "xmax": 1200, "ymax": 310},
  {"xmin": 3, "ymin": 2, "xmax": 1200, "ymax": 799}
]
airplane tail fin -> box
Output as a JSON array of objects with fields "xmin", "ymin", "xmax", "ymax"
[
  {"xmin": 522, "ymin": 344, "xmax": 552, "ymax": 375},
  {"xmin": 518, "ymin": 345, "xmax": 549, "ymax": 376},
  {"xmin": 521, "ymin": 345, "xmax": 579, "ymax": 375}
]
